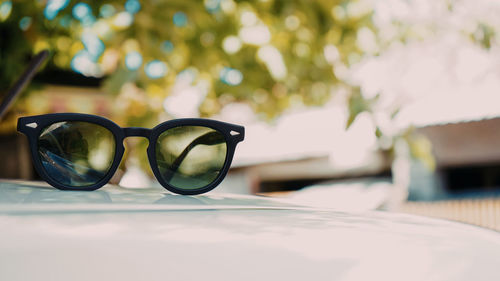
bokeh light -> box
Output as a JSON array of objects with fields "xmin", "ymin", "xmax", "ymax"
[
  {"xmin": 44, "ymin": 0, "xmax": 69, "ymax": 20},
  {"xmin": 239, "ymin": 25, "xmax": 271, "ymax": 45},
  {"xmin": 125, "ymin": 0, "xmax": 141, "ymax": 14},
  {"xmin": 125, "ymin": 51, "xmax": 143, "ymax": 71},
  {"xmin": 113, "ymin": 11, "xmax": 133, "ymax": 28},
  {"xmin": 72, "ymin": 3, "xmax": 91, "ymax": 21},
  {"xmin": 220, "ymin": 67, "xmax": 243, "ymax": 86},
  {"xmin": 145, "ymin": 60, "xmax": 168, "ymax": 79},
  {"xmin": 73, "ymin": 2, "xmax": 96, "ymax": 26},
  {"xmin": 257, "ymin": 46, "xmax": 287, "ymax": 80},
  {"xmin": 285, "ymin": 15, "xmax": 300, "ymax": 31},
  {"xmin": 240, "ymin": 11, "xmax": 257, "ymax": 26},
  {"xmin": 71, "ymin": 50, "xmax": 101, "ymax": 77},
  {"xmin": 173, "ymin": 12, "xmax": 187, "ymax": 27},
  {"xmin": 0, "ymin": 1, "xmax": 12, "ymax": 21},
  {"xmin": 222, "ymin": 36, "xmax": 242, "ymax": 54},
  {"xmin": 19, "ymin": 16, "xmax": 32, "ymax": 31},
  {"xmin": 204, "ymin": 0, "xmax": 221, "ymax": 13},
  {"xmin": 93, "ymin": 20, "xmax": 112, "ymax": 39},
  {"xmin": 100, "ymin": 4, "xmax": 116, "ymax": 18},
  {"xmin": 177, "ymin": 68, "xmax": 198, "ymax": 84},
  {"xmin": 162, "ymin": 41, "xmax": 174, "ymax": 53},
  {"xmin": 81, "ymin": 32, "xmax": 105, "ymax": 60}
]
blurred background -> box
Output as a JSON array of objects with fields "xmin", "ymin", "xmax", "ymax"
[{"xmin": 1, "ymin": 0, "xmax": 500, "ymax": 230}]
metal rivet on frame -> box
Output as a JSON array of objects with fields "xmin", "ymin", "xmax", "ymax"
[{"xmin": 26, "ymin": 122, "xmax": 38, "ymax": 128}]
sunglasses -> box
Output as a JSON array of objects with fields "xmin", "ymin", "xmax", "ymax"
[{"xmin": 17, "ymin": 113, "xmax": 244, "ymax": 195}]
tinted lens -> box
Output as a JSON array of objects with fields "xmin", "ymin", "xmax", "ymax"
[
  {"xmin": 155, "ymin": 126, "xmax": 227, "ymax": 190},
  {"xmin": 38, "ymin": 121, "xmax": 116, "ymax": 187}
]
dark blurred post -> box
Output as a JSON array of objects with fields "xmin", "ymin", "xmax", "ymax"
[{"xmin": 0, "ymin": 134, "xmax": 32, "ymax": 179}]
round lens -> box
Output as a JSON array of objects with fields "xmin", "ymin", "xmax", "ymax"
[
  {"xmin": 155, "ymin": 126, "xmax": 227, "ymax": 190},
  {"xmin": 38, "ymin": 121, "xmax": 116, "ymax": 187}
]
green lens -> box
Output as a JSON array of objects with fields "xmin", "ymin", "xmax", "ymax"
[
  {"xmin": 155, "ymin": 126, "xmax": 227, "ymax": 190},
  {"xmin": 38, "ymin": 121, "xmax": 115, "ymax": 187}
]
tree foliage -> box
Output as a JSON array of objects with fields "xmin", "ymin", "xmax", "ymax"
[{"xmin": 1, "ymin": 0, "xmax": 376, "ymax": 125}]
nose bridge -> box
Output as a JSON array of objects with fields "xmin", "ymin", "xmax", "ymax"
[{"xmin": 123, "ymin": 127, "xmax": 152, "ymax": 138}]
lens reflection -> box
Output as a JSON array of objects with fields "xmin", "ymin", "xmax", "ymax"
[
  {"xmin": 155, "ymin": 126, "xmax": 227, "ymax": 190},
  {"xmin": 38, "ymin": 121, "xmax": 115, "ymax": 187}
]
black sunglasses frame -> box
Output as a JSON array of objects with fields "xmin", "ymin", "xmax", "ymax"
[{"xmin": 17, "ymin": 113, "xmax": 245, "ymax": 195}]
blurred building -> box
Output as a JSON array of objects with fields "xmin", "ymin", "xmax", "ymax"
[
  {"xmin": 415, "ymin": 117, "xmax": 500, "ymax": 199},
  {"xmin": 227, "ymin": 116, "xmax": 500, "ymax": 200}
]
